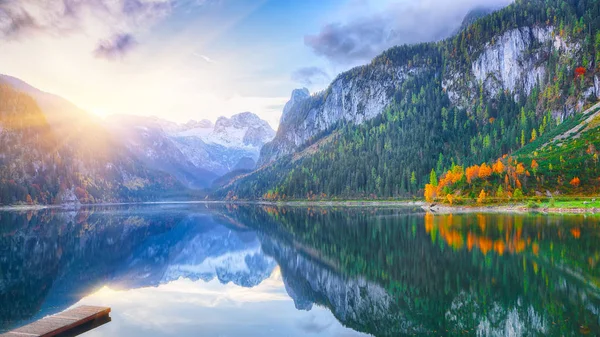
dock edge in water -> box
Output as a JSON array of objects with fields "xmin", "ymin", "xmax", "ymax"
[{"xmin": 1, "ymin": 305, "xmax": 111, "ymax": 337}]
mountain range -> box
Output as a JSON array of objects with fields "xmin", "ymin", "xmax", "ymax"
[
  {"xmin": 216, "ymin": 0, "xmax": 600, "ymax": 200},
  {"xmin": 105, "ymin": 112, "xmax": 275, "ymax": 188},
  {"xmin": 0, "ymin": 75, "xmax": 274, "ymax": 204}
]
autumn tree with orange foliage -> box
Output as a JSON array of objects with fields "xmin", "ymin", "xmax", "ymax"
[
  {"xmin": 515, "ymin": 178, "xmax": 522, "ymax": 189},
  {"xmin": 466, "ymin": 165, "xmax": 480, "ymax": 184},
  {"xmin": 478, "ymin": 163, "xmax": 492, "ymax": 179},
  {"xmin": 515, "ymin": 163, "xmax": 526, "ymax": 175},
  {"xmin": 426, "ymin": 157, "xmax": 535, "ymax": 204},
  {"xmin": 570, "ymin": 177, "xmax": 580, "ymax": 188},
  {"xmin": 449, "ymin": 165, "xmax": 464, "ymax": 183},
  {"xmin": 492, "ymin": 159, "xmax": 505, "ymax": 174},
  {"xmin": 531, "ymin": 159, "xmax": 539, "ymax": 175},
  {"xmin": 434, "ymin": 165, "xmax": 465, "ymax": 199}
]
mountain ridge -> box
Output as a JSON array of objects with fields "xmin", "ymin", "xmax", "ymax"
[
  {"xmin": 106, "ymin": 111, "xmax": 275, "ymax": 179},
  {"xmin": 218, "ymin": 0, "xmax": 600, "ymax": 200},
  {"xmin": 0, "ymin": 82, "xmax": 187, "ymax": 205},
  {"xmin": 0, "ymin": 73, "xmax": 275, "ymax": 204}
]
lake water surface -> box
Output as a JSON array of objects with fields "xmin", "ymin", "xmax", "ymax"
[{"xmin": 1, "ymin": 204, "xmax": 599, "ymax": 336}]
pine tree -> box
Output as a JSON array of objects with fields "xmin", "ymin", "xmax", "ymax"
[
  {"xmin": 410, "ymin": 171, "xmax": 417, "ymax": 187},
  {"xmin": 430, "ymin": 169, "xmax": 438, "ymax": 187}
]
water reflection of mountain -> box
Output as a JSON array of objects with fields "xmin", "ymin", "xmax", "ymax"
[
  {"xmin": 112, "ymin": 214, "xmax": 276, "ymax": 289},
  {"xmin": 3, "ymin": 204, "xmax": 600, "ymax": 336},
  {"xmin": 261, "ymin": 236, "xmax": 420, "ymax": 335},
  {"xmin": 0, "ymin": 206, "xmax": 276, "ymax": 332},
  {"xmin": 219, "ymin": 205, "xmax": 600, "ymax": 336}
]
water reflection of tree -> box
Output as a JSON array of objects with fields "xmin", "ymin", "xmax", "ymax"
[{"xmin": 219, "ymin": 205, "xmax": 600, "ymax": 336}]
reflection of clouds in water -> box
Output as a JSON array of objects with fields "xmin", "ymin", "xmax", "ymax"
[
  {"xmin": 80, "ymin": 266, "xmax": 288, "ymax": 308},
  {"xmin": 296, "ymin": 313, "xmax": 334, "ymax": 333},
  {"xmin": 72, "ymin": 267, "xmax": 368, "ymax": 337},
  {"xmin": 65, "ymin": 262, "xmax": 542, "ymax": 335},
  {"xmin": 155, "ymin": 267, "xmax": 290, "ymax": 306}
]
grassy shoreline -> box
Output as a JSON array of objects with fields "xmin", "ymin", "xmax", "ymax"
[
  {"xmin": 424, "ymin": 197, "xmax": 600, "ymax": 214},
  {"xmin": 1, "ymin": 198, "xmax": 598, "ymax": 214}
]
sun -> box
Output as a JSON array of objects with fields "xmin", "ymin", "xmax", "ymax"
[{"xmin": 90, "ymin": 107, "xmax": 109, "ymax": 118}]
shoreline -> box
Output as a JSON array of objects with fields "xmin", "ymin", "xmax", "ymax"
[
  {"xmin": 0, "ymin": 200, "xmax": 425, "ymax": 212},
  {"xmin": 1, "ymin": 199, "xmax": 597, "ymax": 215},
  {"xmin": 0, "ymin": 204, "xmax": 58, "ymax": 211},
  {"xmin": 423, "ymin": 204, "xmax": 600, "ymax": 215},
  {"xmin": 252, "ymin": 200, "xmax": 424, "ymax": 207}
]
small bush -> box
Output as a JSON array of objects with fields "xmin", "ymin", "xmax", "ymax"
[
  {"xmin": 514, "ymin": 188, "xmax": 524, "ymax": 201},
  {"xmin": 527, "ymin": 200, "xmax": 540, "ymax": 209}
]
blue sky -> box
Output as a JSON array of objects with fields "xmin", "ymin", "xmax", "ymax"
[{"xmin": 0, "ymin": 0, "xmax": 510, "ymax": 128}]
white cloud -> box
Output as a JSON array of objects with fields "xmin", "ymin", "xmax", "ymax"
[
  {"xmin": 305, "ymin": 0, "xmax": 513, "ymax": 64},
  {"xmin": 193, "ymin": 52, "xmax": 217, "ymax": 63}
]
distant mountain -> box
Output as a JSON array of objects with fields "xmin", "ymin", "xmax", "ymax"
[
  {"xmin": 169, "ymin": 112, "xmax": 276, "ymax": 175},
  {"xmin": 105, "ymin": 115, "xmax": 217, "ymax": 189},
  {"xmin": 0, "ymin": 73, "xmax": 275, "ymax": 204},
  {"xmin": 0, "ymin": 79, "xmax": 185, "ymax": 205},
  {"xmin": 107, "ymin": 112, "xmax": 275, "ymax": 178},
  {"xmin": 0, "ymin": 74, "xmax": 100, "ymax": 144}
]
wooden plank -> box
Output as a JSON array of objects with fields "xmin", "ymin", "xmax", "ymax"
[{"xmin": 1, "ymin": 306, "xmax": 111, "ymax": 337}]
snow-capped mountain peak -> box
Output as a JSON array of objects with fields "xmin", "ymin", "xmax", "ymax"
[
  {"xmin": 173, "ymin": 112, "xmax": 274, "ymax": 149},
  {"xmin": 182, "ymin": 119, "xmax": 213, "ymax": 130},
  {"xmin": 106, "ymin": 112, "xmax": 275, "ymax": 179}
]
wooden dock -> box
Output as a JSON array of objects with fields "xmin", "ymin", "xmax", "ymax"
[{"xmin": 1, "ymin": 306, "xmax": 111, "ymax": 337}]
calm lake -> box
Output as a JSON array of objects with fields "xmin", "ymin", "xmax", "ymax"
[{"xmin": 1, "ymin": 204, "xmax": 599, "ymax": 336}]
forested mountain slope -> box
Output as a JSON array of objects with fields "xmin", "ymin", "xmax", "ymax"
[
  {"xmin": 0, "ymin": 84, "xmax": 184, "ymax": 205},
  {"xmin": 217, "ymin": 0, "xmax": 600, "ymax": 200},
  {"xmin": 424, "ymin": 101, "xmax": 600, "ymax": 203}
]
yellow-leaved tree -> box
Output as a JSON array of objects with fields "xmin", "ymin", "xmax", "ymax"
[
  {"xmin": 424, "ymin": 184, "xmax": 437, "ymax": 203},
  {"xmin": 477, "ymin": 189, "xmax": 486, "ymax": 204}
]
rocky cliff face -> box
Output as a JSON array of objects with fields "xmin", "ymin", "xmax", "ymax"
[
  {"xmin": 259, "ymin": 65, "xmax": 418, "ymax": 165},
  {"xmin": 445, "ymin": 26, "xmax": 581, "ymax": 108},
  {"xmin": 259, "ymin": 24, "xmax": 598, "ymax": 166},
  {"xmin": 280, "ymin": 88, "xmax": 310, "ymax": 124},
  {"xmin": 470, "ymin": 27, "xmax": 555, "ymax": 96}
]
